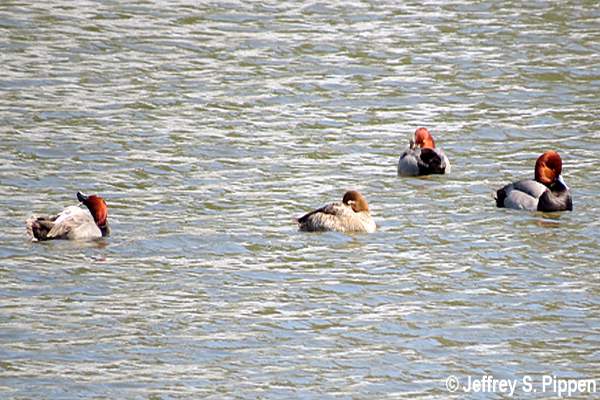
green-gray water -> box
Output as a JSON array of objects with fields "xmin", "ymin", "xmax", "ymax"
[{"xmin": 1, "ymin": 1, "xmax": 599, "ymax": 399}]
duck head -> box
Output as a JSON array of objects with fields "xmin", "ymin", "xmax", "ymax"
[
  {"xmin": 77, "ymin": 191, "xmax": 109, "ymax": 228},
  {"xmin": 535, "ymin": 151, "xmax": 567, "ymax": 189},
  {"xmin": 342, "ymin": 190, "xmax": 370, "ymax": 213},
  {"xmin": 410, "ymin": 127, "xmax": 436, "ymax": 149}
]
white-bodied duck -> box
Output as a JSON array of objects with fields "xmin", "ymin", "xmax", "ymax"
[
  {"xmin": 296, "ymin": 190, "xmax": 376, "ymax": 233},
  {"xmin": 27, "ymin": 192, "xmax": 110, "ymax": 241}
]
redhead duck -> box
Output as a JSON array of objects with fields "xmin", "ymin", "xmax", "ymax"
[
  {"xmin": 495, "ymin": 151, "xmax": 572, "ymax": 212},
  {"xmin": 26, "ymin": 192, "xmax": 110, "ymax": 241},
  {"xmin": 398, "ymin": 127, "xmax": 451, "ymax": 176},
  {"xmin": 296, "ymin": 190, "xmax": 376, "ymax": 233}
]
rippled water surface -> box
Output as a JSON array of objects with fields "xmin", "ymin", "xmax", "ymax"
[{"xmin": 1, "ymin": 1, "xmax": 599, "ymax": 398}]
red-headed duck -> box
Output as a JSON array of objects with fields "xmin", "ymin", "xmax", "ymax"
[
  {"xmin": 495, "ymin": 151, "xmax": 572, "ymax": 212},
  {"xmin": 26, "ymin": 192, "xmax": 110, "ymax": 241},
  {"xmin": 296, "ymin": 190, "xmax": 376, "ymax": 233},
  {"xmin": 398, "ymin": 127, "xmax": 451, "ymax": 176}
]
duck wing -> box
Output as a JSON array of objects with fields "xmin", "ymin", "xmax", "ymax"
[
  {"xmin": 398, "ymin": 149, "xmax": 420, "ymax": 176},
  {"xmin": 47, "ymin": 206, "xmax": 99, "ymax": 240},
  {"xmin": 496, "ymin": 180, "xmax": 548, "ymax": 211},
  {"xmin": 297, "ymin": 202, "xmax": 349, "ymax": 232}
]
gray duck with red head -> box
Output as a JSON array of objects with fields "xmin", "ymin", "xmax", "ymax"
[
  {"xmin": 495, "ymin": 151, "xmax": 572, "ymax": 212},
  {"xmin": 398, "ymin": 127, "xmax": 451, "ymax": 176}
]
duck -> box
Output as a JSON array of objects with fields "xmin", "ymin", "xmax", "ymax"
[
  {"xmin": 398, "ymin": 127, "xmax": 451, "ymax": 176},
  {"xmin": 296, "ymin": 190, "xmax": 376, "ymax": 233},
  {"xmin": 26, "ymin": 192, "xmax": 110, "ymax": 241},
  {"xmin": 495, "ymin": 151, "xmax": 572, "ymax": 212}
]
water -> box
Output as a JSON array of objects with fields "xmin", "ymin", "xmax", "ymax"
[{"xmin": 1, "ymin": 1, "xmax": 599, "ymax": 398}]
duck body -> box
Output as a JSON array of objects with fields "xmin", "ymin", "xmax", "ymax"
[
  {"xmin": 496, "ymin": 178, "xmax": 572, "ymax": 212},
  {"xmin": 26, "ymin": 192, "xmax": 110, "ymax": 241},
  {"xmin": 398, "ymin": 146, "xmax": 450, "ymax": 176},
  {"xmin": 495, "ymin": 151, "xmax": 572, "ymax": 212},
  {"xmin": 397, "ymin": 127, "xmax": 450, "ymax": 177},
  {"xmin": 296, "ymin": 191, "xmax": 376, "ymax": 233}
]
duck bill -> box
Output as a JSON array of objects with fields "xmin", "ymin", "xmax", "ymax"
[
  {"xmin": 557, "ymin": 174, "xmax": 569, "ymax": 190},
  {"xmin": 409, "ymin": 134, "xmax": 416, "ymax": 150},
  {"xmin": 77, "ymin": 191, "xmax": 89, "ymax": 203}
]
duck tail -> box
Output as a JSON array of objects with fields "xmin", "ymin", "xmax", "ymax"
[
  {"xmin": 26, "ymin": 216, "xmax": 53, "ymax": 241},
  {"xmin": 494, "ymin": 188, "xmax": 506, "ymax": 208}
]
